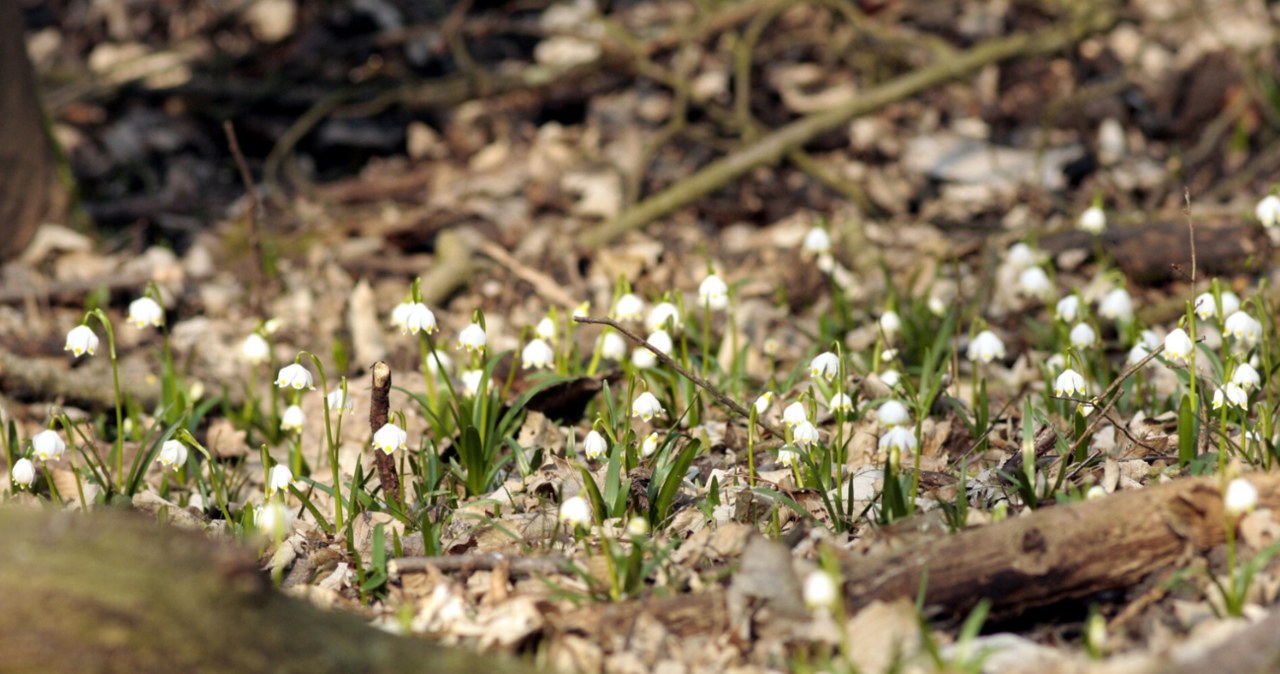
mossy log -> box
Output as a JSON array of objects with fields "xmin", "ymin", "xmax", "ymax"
[{"xmin": 0, "ymin": 507, "xmax": 538, "ymax": 674}]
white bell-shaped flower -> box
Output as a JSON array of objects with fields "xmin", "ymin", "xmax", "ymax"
[
  {"xmin": 64, "ymin": 325, "xmax": 99, "ymax": 358},
  {"xmin": 1255, "ymin": 194, "xmax": 1280, "ymax": 228},
  {"xmin": 558, "ymin": 496, "xmax": 591, "ymax": 527},
  {"xmin": 156, "ymin": 439, "xmax": 187, "ymax": 469},
  {"xmin": 1231, "ymin": 363, "xmax": 1261, "ymax": 390},
  {"xmin": 1163, "ymin": 329, "xmax": 1193, "ymax": 365},
  {"xmin": 698, "ymin": 274, "xmax": 729, "ymax": 311},
  {"xmin": 967, "ymin": 330, "xmax": 1006, "ymax": 364},
  {"xmin": 521, "ymin": 338, "xmax": 555, "ymax": 370},
  {"xmin": 783, "ymin": 401, "xmax": 808, "ymax": 427},
  {"xmin": 1054, "ymin": 369, "xmax": 1087, "ymax": 397},
  {"xmin": 793, "ymin": 421, "xmax": 820, "ymax": 448},
  {"xmin": 32, "ymin": 429, "xmax": 66, "ymax": 462},
  {"xmin": 1070, "ymin": 323, "xmax": 1097, "ymax": 348},
  {"xmin": 457, "ymin": 322, "xmax": 487, "ymax": 352},
  {"xmin": 599, "ymin": 331, "xmax": 627, "ymax": 361},
  {"xmin": 1224, "ymin": 478, "xmax": 1258, "ymax": 516},
  {"xmin": 612, "ymin": 293, "xmax": 645, "ymax": 321},
  {"xmin": 127, "ymin": 297, "xmax": 164, "ymax": 329},
  {"xmin": 1055, "ymin": 295, "xmax": 1081, "ymax": 323},
  {"xmin": 372, "ymin": 423, "xmax": 408, "ymax": 454},
  {"xmin": 645, "ymin": 302, "xmax": 683, "ymax": 333},
  {"xmin": 1097, "ymin": 288, "xmax": 1133, "ymax": 323},
  {"xmin": 641, "ymin": 432, "xmax": 661, "ymax": 457},
  {"xmin": 241, "ymin": 333, "xmax": 270, "ymax": 364},
  {"xmin": 401, "ymin": 303, "xmax": 437, "ymax": 335},
  {"xmin": 275, "ymin": 363, "xmax": 314, "ymax": 390},
  {"xmin": 809, "ymin": 351, "xmax": 840, "ymax": 381},
  {"xmin": 802, "ymin": 227, "xmax": 832, "ymax": 255},
  {"xmin": 1224, "ymin": 311, "xmax": 1262, "ymax": 345},
  {"xmin": 1018, "ymin": 267, "xmax": 1053, "ymax": 299},
  {"xmin": 1078, "ymin": 205, "xmax": 1106, "ymax": 234},
  {"xmin": 280, "ymin": 405, "xmax": 306, "ymax": 433},
  {"xmin": 754, "ymin": 391, "xmax": 774, "ymax": 415},
  {"xmin": 10, "ymin": 458, "xmax": 35, "ymax": 489},
  {"xmin": 326, "ymin": 388, "xmax": 354, "ymax": 414},
  {"xmin": 267, "ymin": 464, "xmax": 293, "ymax": 495},
  {"xmin": 877, "ymin": 400, "xmax": 910, "ymax": 428},
  {"xmin": 631, "ymin": 391, "xmax": 665, "ymax": 421},
  {"xmin": 827, "ymin": 392, "xmax": 853, "ymax": 414},
  {"xmin": 583, "ymin": 430, "xmax": 607, "ymax": 460}
]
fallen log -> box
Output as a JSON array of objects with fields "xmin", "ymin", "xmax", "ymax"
[
  {"xmin": 0, "ymin": 507, "xmax": 539, "ymax": 674},
  {"xmin": 556, "ymin": 474, "xmax": 1275, "ymax": 639}
]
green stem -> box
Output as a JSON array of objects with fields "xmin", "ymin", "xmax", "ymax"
[{"xmin": 90, "ymin": 310, "xmax": 126, "ymax": 494}]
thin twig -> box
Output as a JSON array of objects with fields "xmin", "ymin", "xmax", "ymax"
[
  {"xmin": 573, "ymin": 316, "xmax": 786, "ymax": 440},
  {"xmin": 222, "ymin": 120, "xmax": 266, "ymax": 315}
]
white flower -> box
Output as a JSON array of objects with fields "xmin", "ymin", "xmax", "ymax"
[
  {"xmin": 783, "ymin": 402, "xmax": 808, "ymax": 427},
  {"xmin": 32, "ymin": 429, "xmax": 66, "ymax": 462},
  {"xmin": 1163, "ymin": 329, "xmax": 1193, "ymax": 365},
  {"xmin": 698, "ymin": 274, "xmax": 729, "ymax": 311},
  {"xmin": 64, "ymin": 325, "xmax": 99, "ymax": 358},
  {"xmin": 1086, "ymin": 485, "xmax": 1106, "ymax": 501},
  {"xmin": 241, "ymin": 334, "xmax": 270, "ymax": 365},
  {"xmin": 573, "ymin": 301, "xmax": 590, "ymax": 319},
  {"xmin": 559, "ymin": 495, "xmax": 591, "ymax": 527},
  {"xmin": 372, "ymin": 423, "xmax": 408, "ymax": 454},
  {"xmin": 326, "ymin": 388, "xmax": 353, "ymax": 414},
  {"xmin": 1138, "ymin": 329, "xmax": 1161, "ymax": 351},
  {"xmin": 156, "ymin": 439, "xmax": 187, "ymax": 469},
  {"xmin": 1195, "ymin": 291, "xmax": 1241, "ymax": 321},
  {"xmin": 1256, "ymin": 194, "xmax": 1280, "ymax": 227},
  {"xmin": 967, "ymin": 330, "xmax": 1006, "ymax": 364},
  {"xmin": 11, "ymin": 458, "xmax": 35, "ymax": 488},
  {"xmin": 1069, "ymin": 323, "xmax": 1097, "ymax": 348},
  {"xmin": 425, "ymin": 349, "xmax": 453, "ymax": 375},
  {"xmin": 1224, "ymin": 311, "xmax": 1262, "ymax": 345},
  {"xmin": 1212, "ymin": 383, "xmax": 1249, "ymax": 411},
  {"xmin": 828, "ymin": 392, "xmax": 853, "ymax": 413},
  {"xmin": 879, "ymin": 426, "xmax": 917, "ymax": 453},
  {"xmin": 1054, "ymin": 369, "xmax": 1087, "ymax": 397},
  {"xmin": 583, "ymin": 430, "xmax": 607, "ymax": 460},
  {"xmin": 877, "ymin": 400, "xmax": 910, "ymax": 428},
  {"xmin": 1078, "ymin": 205, "xmax": 1106, "ymax": 234},
  {"xmin": 645, "ymin": 302, "xmax": 683, "ymax": 333},
  {"xmin": 803, "ymin": 227, "xmax": 832, "ymax": 255},
  {"xmin": 1018, "ymin": 267, "xmax": 1053, "ymax": 299},
  {"xmin": 521, "ymin": 338, "xmax": 555, "ymax": 370},
  {"xmin": 880, "ymin": 369, "xmax": 901, "ymax": 387},
  {"xmin": 275, "ymin": 363, "xmax": 314, "ymax": 390},
  {"xmin": 280, "ymin": 405, "xmax": 305, "ymax": 433},
  {"xmin": 809, "ymin": 351, "xmax": 840, "ymax": 381},
  {"xmin": 460, "ymin": 369, "xmax": 486, "ymax": 398},
  {"xmin": 255, "ymin": 501, "xmax": 294, "ymax": 538},
  {"xmin": 457, "ymin": 322, "xmax": 487, "ymax": 352},
  {"xmin": 631, "ymin": 391, "xmax": 664, "ymax": 421},
  {"xmin": 390, "ymin": 301, "xmax": 413, "ymax": 330},
  {"xmin": 762, "ymin": 337, "xmax": 780, "ymax": 356},
  {"xmin": 599, "ymin": 331, "xmax": 627, "ymax": 361},
  {"xmin": 1098, "ymin": 288, "xmax": 1133, "ymax": 323},
  {"xmin": 534, "ymin": 317, "xmax": 557, "ymax": 342},
  {"xmin": 927, "ymin": 295, "xmax": 947, "ymax": 317},
  {"xmin": 268, "ymin": 464, "xmax": 293, "ymax": 494},
  {"xmin": 803, "ymin": 570, "xmax": 839, "ymax": 610},
  {"xmin": 647, "ymin": 329, "xmax": 673, "ymax": 356},
  {"xmin": 612, "ymin": 293, "xmax": 645, "ymax": 321},
  {"xmin": 1006, "ymin": 242, "xmax": 1039, "ymax": 270},
  {"xmin": 754, "ymin": 391, "xmax": 774, "ymax": 416},
  {"xmin": 641, "ymin": 432, "xmax": 661, "ymax": 457},
  {"xmin": 1224, "ymin": 478, "xmax": 1258, "ymax": 516},
  {"xmin": 778, "ymin": 448, "xmax": 799, "ymax": 468},
  {"xmin": 631, "ymin": 347, "xmax": 657, "ymax": 369},
  {"xmin": 401, "ymin": 303, "xmax": 437, "ymax": 335},
  {"xmin": 879, "ymin": 311, "xmax": 901, "ymax": 337},
  {"xmin": 1127, "ymin": 344, "xmax": 1152, "ymax": 366},
  {"xmin": 1232, "ymin": 363, "xmax": 1261, "ymax": 390},
  {"xmin": 127, "ymin": 297, "xmax": 164, "ymax": 329},
  {"xmin": 1055, "ymin": 295, "xmax": 1081, "ymax": 323},
  {"xmin": 793, "ymin": 421, "xmax": 820, "ymax": 448}
]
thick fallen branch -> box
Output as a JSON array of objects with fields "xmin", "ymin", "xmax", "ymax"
[
  {"xmin": 558, "ymin": 474, "xmax": 1277, "ymax": 638},
  {"xmin": 0, "ymin": 507, "xmax": 538, "ymax": 673},
  {"xmin": 579, "ymin": 4, "xmax": 1120, "ymax": 247},
  {"xmin": 838, "ymin": 474, "xmax": 1277, "ymax": 619}
]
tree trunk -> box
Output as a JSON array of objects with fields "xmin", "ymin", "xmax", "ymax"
[
  {"xmin": 0, "ymin": 507, "xmax": 539, "ymax": 674},
  {"xmin": 0, "ymin": 3, "xmax": 52, "ymax": 261}
]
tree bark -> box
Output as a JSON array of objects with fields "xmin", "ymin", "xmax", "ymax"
[
  {"xmin": 0, "ymin": 3, "xmax": 53, "ymax": 261},
  {"xmin": 0, "ymin": 507, "xmax": 538, "ymax": 674}
]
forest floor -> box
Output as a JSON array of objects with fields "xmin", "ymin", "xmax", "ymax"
[{"xmin": 6, "ymin": 0, "xmax": 1280, "ymax": 672}]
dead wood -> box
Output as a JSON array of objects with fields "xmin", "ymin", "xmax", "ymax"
[
  {"xmin": 837, "ymin": 474, "xmax": 1276, "ymax": 619},
  {"xmin": 370, "ymin": 361, "xmax": 400, "ymax": 505},
  {"xmin": 578, "ymin": 4, "xmax": 1120, "ymax": 247},
  {"xmin": 0, "ymin": 1, "xmax": 54, "ymax": 261},
  {"xmin": 0, "ymin": 507, "xmax": 539, "ymax": 674},
  {"xmin": 553, "ymin": 474, "xmax": 1275, "ymax": 638},
  {"xmin": 1040, "ymin": 219, "xmax": 1270, "ymax": 286}
]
